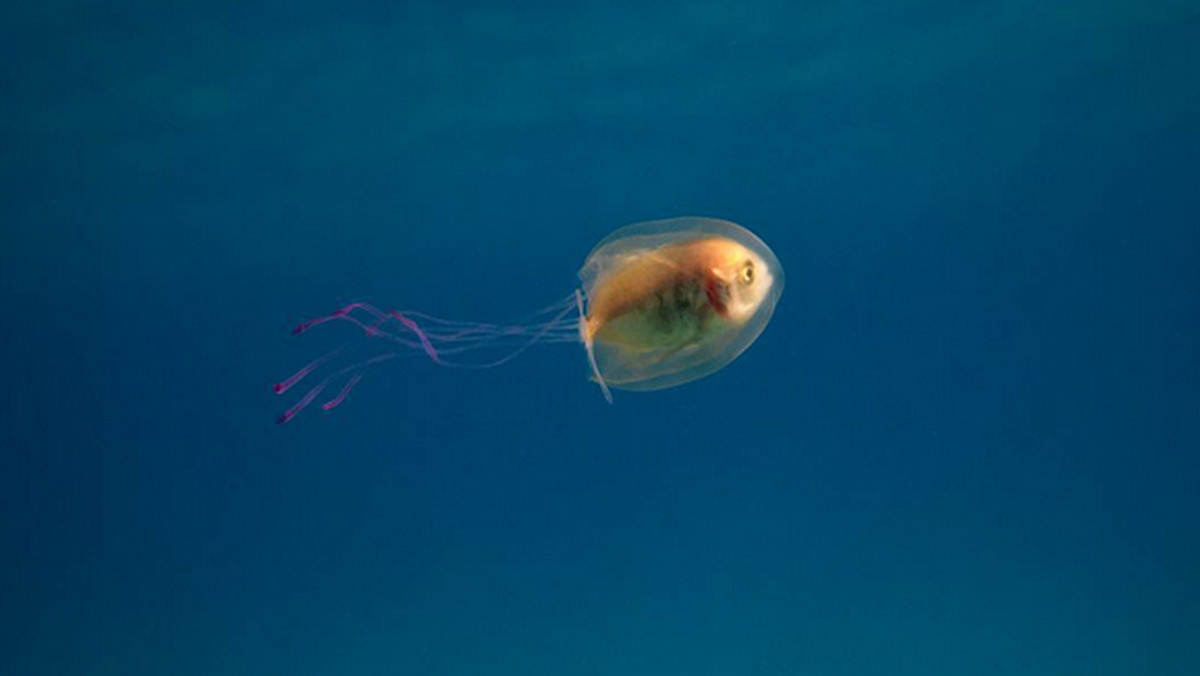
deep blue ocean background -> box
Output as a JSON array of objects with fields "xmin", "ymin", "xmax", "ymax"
[{"xmin": 5, "ymin": 1, "xmax": 1199, "ymax": 674}]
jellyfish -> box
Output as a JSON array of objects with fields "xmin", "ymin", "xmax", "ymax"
[{"xmin": 273, "ymin": 216, "xmax": 784, "ymax": 423}]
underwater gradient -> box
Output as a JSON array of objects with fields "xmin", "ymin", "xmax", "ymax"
[{"xmin": 4, "ymin": 1, "xmax": 1198, "ymax": 674}]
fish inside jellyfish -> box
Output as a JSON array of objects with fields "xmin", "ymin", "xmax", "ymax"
[{"xmin": 273, "ymin": 217, "xmax": 784, "ymax": 423}]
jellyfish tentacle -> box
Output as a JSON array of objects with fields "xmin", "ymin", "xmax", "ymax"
[
  {"xmin": 275, "ymin": 293, "xmax": 584, "ymax": 423},
  {"xmin": 321, "ymin": 373, "xmax": 364, "ymax": 411},
  {"xmin": 389, "ymin": 311, "xmax": 442, "ymax": 364},
  {"xmin": 577, "ymin": 289, "xmax": 612, "ymax": 403},
  {"xmin": 429, "ymin": 295, "xmax": 578, "ymax": 369},
  {"xmin": 273, "ymin": 344, "xmax": 349, "ymax": 395},
  {"xmin": 276, "ymin": 352, "xmax": 398, "ymax": 424}
]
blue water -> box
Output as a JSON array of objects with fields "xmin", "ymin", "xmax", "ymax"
[{"xmin": 5, "ymin": 1, "xmax": 1199, "ymax": 674}]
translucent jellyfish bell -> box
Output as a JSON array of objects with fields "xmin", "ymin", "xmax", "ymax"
[{"xmin": 578, "ymin": 217, "xmax": 785, "ymax": 399}]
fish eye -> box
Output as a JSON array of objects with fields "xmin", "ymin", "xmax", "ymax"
[{"xmin": 739, "ymin": 261, "xmax": 755, "ymax": 284}]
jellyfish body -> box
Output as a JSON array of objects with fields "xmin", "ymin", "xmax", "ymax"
[
  {"xmin": 274, "ymin": 217, "xmax": 782, "ymax": 422},
  {"xmin": 579, "ymin": 217, "xmax": 784, "ymax": 400}
]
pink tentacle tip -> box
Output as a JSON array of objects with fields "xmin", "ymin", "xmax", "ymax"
[
  {"xmin": 291, "ymin": 322, "xmax": 310, "ymax": 336},
  {"xmin": 272, "ymin": 383, "xmax": 285, "ymax": 394},
  {"xmin": 276, "ymin": 411, "xmax": 296, "ymax": 425}
]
